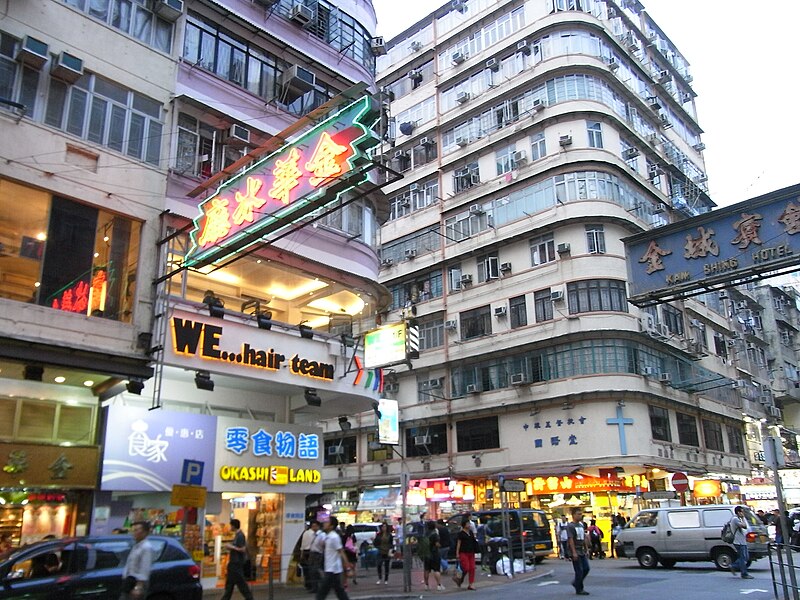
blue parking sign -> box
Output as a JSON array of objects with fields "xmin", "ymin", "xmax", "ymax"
[{"xmin": 181, "ymin": 460, "xmax": 204, "ymax": 485}]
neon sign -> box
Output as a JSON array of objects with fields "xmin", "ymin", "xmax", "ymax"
[
  {"xmin": 185, "ymin": 96, "xmax": 380, "ymax": 268},
  {"xmin": 52, "ymin": 269, "xmax": 107, "ymax": 315}
]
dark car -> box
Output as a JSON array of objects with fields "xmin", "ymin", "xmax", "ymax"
[
  {"xmin": 0, "ymin": 535, "xmax": 202, "ymax": 599},
  {"xmin": 446, "ymin": 509, "xmax": 553, "ymax": 563}
]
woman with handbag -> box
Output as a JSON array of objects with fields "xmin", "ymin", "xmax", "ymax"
[
  {"xmin": 454, "ymin": 517, "xmax": 477, "ymax": 590},
  {"xmin": 342, "ymin": 525, "xmax": 359, "ymax": 588},
  {"xmin": 373, "ymin": 522, "xmax": 394, "ymax": 584}
]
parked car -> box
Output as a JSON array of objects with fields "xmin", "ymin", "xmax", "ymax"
[
  {"xmin": 445, "ymin": 509, "xmax": 553, "ymax": 563},
  {"xmin": 0, "ymin": 535, "xmax": 202, "ymax": 599},
  {"xmin": 615, "ymin": 504, "xmax": 770, "ymax": 570}
]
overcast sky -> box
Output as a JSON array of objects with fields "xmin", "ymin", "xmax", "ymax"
[{"xmin": 373, "ymin": 0, "xmax": 800, "ymax": 209}]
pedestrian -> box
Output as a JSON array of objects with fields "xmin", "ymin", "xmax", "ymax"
[
  {"xmin": 436, "ymin": 519, "xmax": 452, "ymax": 572},
  {"xmin": 587, "ymin": 519, "xmax": 604, "ymax": 559},
  {"xmin": 316, "ymin": 517, "xmax": 351, "ymax": 600},
  {"xmin": 373, "ymin": 522, "xmax": 393, "ymax": 584},
  {"xmin": 120, "ymin": 521, "xmax": 153, "ymax": 600},
  {"xmin": 308, "ymin": 521, "xmax": 326, "ymax": 593},
  {"xmin": 342, "ymin": 525, "xmax": 358, "ymax": 588},
  {"xmin": 476, "ymin": 517, "xmax": 488, "ymax": 570},
  {"xmin": 423, "ymin": 520, "xmax": 445, "ymax": 591},
  {"xmin": 610, "ymin": 515, "xmax": 623, "ymax": 558},
  {"xmin": 301, "ymin": 521, "xmax": 321, "ymax": 591},
  {"xmin": 756, "ymin": 510, "xmax": 769, "ymax": 525},
  {"xmin": 566, "ymin": 507, "xmax": 591, "ymax": 596},
  {"xmin": 559, "ymin": 515, "xmax": 570, "ymax": 559},
  {"xmin": 221, "ymin": 519, "xmax": 255, "ymax": 600},
  {"xmin": 454, "ymin": 516, "xmax": 477, "ymax": 590},
  {"xmin": 729, "ymin": 506, "xmax": 754, "ymax": 580}
]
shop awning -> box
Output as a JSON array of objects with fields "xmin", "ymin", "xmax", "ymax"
[{"xmin": 357, "ymin": 486, "xmax": 400, "ymax": 511}]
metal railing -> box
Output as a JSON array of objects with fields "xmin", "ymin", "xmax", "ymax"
[{"xmin": 768, "ymin": 543, "xmax": 800, "ymax": 600}]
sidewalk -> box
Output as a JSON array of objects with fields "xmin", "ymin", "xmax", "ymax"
[{"xmin": 202, "ymin": 562, "xmax": 551, "ymax": 599}]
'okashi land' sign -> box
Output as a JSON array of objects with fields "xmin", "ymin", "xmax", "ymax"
[{"xmin": 184, "ymin": 95, "xmax": 380, "ymax": 267}]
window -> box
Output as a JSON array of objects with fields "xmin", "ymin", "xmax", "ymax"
[
  {"xmin": 662, "ymin": 305, "xmax": 685, "ymax": 336},
  {"xmin": 64, "ymin": 0, "xmax": 173, "ymax": 52},
  {"xmin": 668, "ymin": 511, "xmax": 700, "ymax": 528},
  {"xmin": 456, "ymin": 416, "xmax": 500, "ymax": 452},
  {"xmin": 453, "ymin": 162, "xmax": 481, "ymax": 194},
  {"xmin": 509, "ymin": 295, "xmax": 527, "ymax": 328},
  {"xmin": 530, "ymin": 132, "xmax": 546, "ymax": 161},
  {"xmin": 530, "ymin": 234, "xmax": 556, "ymax": 266},
  {"xmin": 702, "ymin": 419, "xmax": 724, "ymax": 451},
  {"xmin": 0, "ymin": 33, "xmax": 41, "ymax": 117},
  {"xmin": 496, "ymin": 145, "xmax": 515, "ymax": 176},
  {"xmin": 419, "ymin": 318, "xmax": 444, "ymax": 351},
  {"xmin": 323, "ymin": 436, "xmax": 357, "ymax": 465},
  {"xmin": 534, "ymin": 289, "xmax": 554, "ymax": 322},
  {"xmin": 405, "ymin": 423, "xmax": 447, "ymax": 457},
  {"xmin": 566, "ymin": 279, "xmax": 628, "ymax": 314},
  {"xmin": 367, "ymin": 432, "xmax": 390, "ymax": 462},
  {"xmin": 460, "ymin": 305, "xmax": 492, "ymax": 340},
  {"xmin": 587, "ymin": 120, "xmax": 603, "ymax": 148},
  {"xmin": 175, "ymin": 113, "xmax": 244, "ymax": 177},
  {"xmin": 0, "ymin": 396, "xmax": 96, "ymax": 443},
  {"xmin": 478, "ymin": 253, "xmax": 500, "ymax": 283},
  {"xmin": 448, "ymin": 265, "xmax": 463, "ymax": 292},
  {"xmin": 0, "ymin": 178, "xmax": 141, "ymax": 322},
  {"xmin": 726, "ymin": 424, "xmax": 745, "ymax": 455},
  {"xmin": 649, "ymin": 405, "xmax": 671, "ymax": 442},
  {"xmin": 630, "ymin": 511, "xmax": 658, "ymax": 528},
  {"xmin": 676, "ymin": 412, "xmax": 699, "ymax": 447},
  {"xmin": 388, "ymin": 270, "xmax": 443, "ymax": 309},
  {"xmin": 585, "ymin": 224, "xmax": 606, "ymax": 254}
]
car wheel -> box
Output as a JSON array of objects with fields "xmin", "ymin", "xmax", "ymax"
[
  {"xmin": 636, "ymin": 548, "xmax": 659, "ymax": 568},
  {"xmin": 660, "ymin": 559, "xmax": 676, "ymax": 568},
  {"xmin": 713, "ymin": 548, "xmax": 736, "ymax": 570}
]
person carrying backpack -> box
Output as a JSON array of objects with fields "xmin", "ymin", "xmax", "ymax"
[
  {"xmin": 587, "ymin": 519, "xmax": 604, "ymax": 559},
  {"xmin": 729, "ymin": 506, "xmax": 754, "ymax": 580}
]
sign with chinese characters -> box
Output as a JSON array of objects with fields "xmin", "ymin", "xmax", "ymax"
[
  {"xmin": 214, "ymin": 417, "xmax": 323, "ymax": 494},
  {"xmin": 184, "ymin": 96, "xmax": 380, "ymax": 268},
  {"xmin": 170, "ymin": 484, "xmax": 207, "ymax": 507},
  {"xmin": 0, "ymin": 442, "xmax": 99, "ymax": 488},
  {"xmin": 50, "ymin": 269, "xmax": 108, "ymax": 315},
  {"xmin": 522, "ymin": 413, "xmax": 589, "ymax": 449},
  {"xmin": 624, "ymin": 183, "xmax": 800, "ymax": 306},
  {"xmin": 101, "ymin": 405, "xmax": 216, "ymax": 492},
  {"xmin": 526, "ymin": 474, "xmax": 645, "ymax": 494}
]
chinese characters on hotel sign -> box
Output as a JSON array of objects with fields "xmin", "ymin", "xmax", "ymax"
[
  {"xmin": 624, "ymin": 183, "xmax": 800, "ymax": 306},
  {"xmin": 184, "ymin": 96, "xmax": 380, "ymax": 268}
]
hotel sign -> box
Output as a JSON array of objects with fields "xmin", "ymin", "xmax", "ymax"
[
  {"xmin": 624, "ymin": 183, "xmax": 800, "ymax": 306},
  {"xmin": 184, "ymin": 96, "xmax": 380, "ymax": 268}
]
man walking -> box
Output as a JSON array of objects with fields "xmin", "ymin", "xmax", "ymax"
[
  {"xmin": 316, "ymin": 517, "xmax": 351, "ymax": 600},
  {"xmin": 566, "ymin": 507, "xmax": 591, "ymax": 596},
  {"xmin": 121, "ymin": 521, "xmax": 152, "ymax": 599},
  {"xmin": 221, "ymin": 519, "xmax": 254, "ymax": 600},
  {"xmin": 301, "ymin": 521, "xmax": 321, "ymax": 591},
  {"xmin": 730, "ymin": 506, "xmax": 754, "ymax": 580}
]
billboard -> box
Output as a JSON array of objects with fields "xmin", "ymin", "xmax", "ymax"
[
  {"xmin": 364, "ymin": 322, "xmax": 407, "ymax": 369},
  {"xmin": 624, "ymin": 183, "xmax": 800, "ymax": 306},
  {"xmin": 377, "ymin": 398, "xmax": 399, "ymax": 445}
]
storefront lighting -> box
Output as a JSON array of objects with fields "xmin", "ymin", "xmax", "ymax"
[
  {"xmin": 299, "ymin": 321, "xmax": 314, "ymax": 339},
  {"xmin": 242, "ymin": 299, "xmax": 272, "ymax": 330},
  {"xmin": 54, "ymin": 376, "xmax": 66, "ymax": 383},
  {"xmin": 126, "ymin": 378, "xmax": 145, "ymax": 395},
  {"xmin": 83, "ymin": 380, "xmax": 94, "ymax": 387},
  {"xmin": 36, "ymin": 232, "xmax": 46, "ymax": 241},
  {"xmin": 338, "ymin": 416, "xmax": 352, "ymax": 432},
  {"xmin": 23, "ymin": 365, "xmax": 44, "ymax": 381},
  {"xmin": 202, "ymin": 290, "xmax": 225, "ymax": 319},
  {"xmin": 34, "ymin": 281, "xmax": 40, "ymax": 288},
  {"xmin": 194, "ymin": 370, "xmax": 214, "ymax": 391},
  {"xmin": 304, "ymin": 388, "xmax": 321, "ymax": 407}
]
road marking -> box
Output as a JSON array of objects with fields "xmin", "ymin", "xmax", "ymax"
[
  {"xmin": 740, "ymin": 590, "xmax": 769, "ymax": 595},
  {"xmin": 537, "ymin": 581, "xmax": 559, "ymax": 587}
]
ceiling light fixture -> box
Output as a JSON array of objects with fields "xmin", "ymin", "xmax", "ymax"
[{"xmin": 54, "ymin": 376, "xmax": 66, "ymax": 384}]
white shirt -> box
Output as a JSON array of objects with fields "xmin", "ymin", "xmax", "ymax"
[
  {"xmin": 322, "ymin": 530, "xmax": 344, "ymax": 573},
  {"xmin": 123, "ymin": 538, "xmax": 152, "ymax": 583},
  {"xmin": 310, "ymin": 530, "xmax": 326, "ymax": 553},
  {"xmin": 301, "ymin": 528, "xmax": 317, "ymax": 551}
]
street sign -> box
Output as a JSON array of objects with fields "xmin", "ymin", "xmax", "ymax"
[
  {"xmin": 671, "ymin": 472, "xmax": 690, "ymax": 492},
  {"xmin": 170, "ymin": 484, "xmax": 207, "ymax": 507},
  {"xmin": 643, "ymin": 491, "xmax": 678, "ymax": 500},
  {"xmin": 501, "ymin": 478, "xmax": 526, "ymax": 492},
  {"xmin": 181, "ymin": 459, "xmax": 204, "ymax": 485}
]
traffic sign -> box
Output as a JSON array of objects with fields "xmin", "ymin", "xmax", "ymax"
[
  {"xmin": 170, "ymin": 484, "xmax": 207, "ymax": 507},
  {"xmin": 501, "ymin": 479, "xmax": 526, "ymax": 492},
  {"xmin": 181, "ymin": 459, "xmax": 204, "ymax": 485},
  {"xmin": 643, "ymin": 491, "xmax": 678, "ymax": 500},
  {"xmin": 671, "ymin": 472, "xmax": 690, "ymax": 492}
]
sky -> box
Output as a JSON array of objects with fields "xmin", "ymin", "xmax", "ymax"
[{"xmin": 372, "ymin": 0, "xmax": 800, "ymax": 209}]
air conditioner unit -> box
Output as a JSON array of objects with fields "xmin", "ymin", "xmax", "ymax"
[
  {"xmin": 456, "ymin": 137, "xmax": 468, "ymax": 147},
  {"xmin": 500, "ymin": 262, "xmax": 512, "ymax": 272},
  {"xmin": 622, "ymin": 148, "xmax": 640, "ymax": 160},
  {"xmin": 559, "ymin": 135, "xmax": 573, "ymax": 147},
  {"xmin": 410, "ymin": 41, "xmax": 423, "ymax": 52},
  {"xmin": 151, "ymin": 0, "xmax": 183, "ymax": 22},
  {"xmin": 606, "ymin": 57, "xmax": 619, "ymax": 71},
  {"xmin": 733, "ymin": 379, "xmax": 747, "ymax": 389},
  {"xmin": 759, "ymin": 394, "xmax": 772, "ymax": 405},
  {"xmin": 769, "ymin": 406, "xmax": 782, "ymax": 418},
  {"xmin": 466, "ymin": 384, "xmax": 479, "ymax": 394},
  {"xmin": 226, "ymin": 124, "xmax": 250, "ymax": 146},
  {"xmin": 460, "ymin": 274, "xmax": 473, "ymax": 284},
  {"xmin": 290, "ymin": 3, "xmax": 314, "ymax": 26},
  {"xmin": 15, "ymin": 35, "xmax": 49, "ymax": 70},
  {"xmin": 407, "ymin": 69, "xmax": 422, "ymax": 81},
  {"xmin": 531, "ymin": 98, "xmax": 546, "ymax": 112},
  {"xmin": 647, "ymin": 133, "xmax": 660, "ymax": 145},
  {"xmin": 51, "ymin": 51, "xmax": 84, "ymax": 84},
  {"xmin": 736, "ymin": 301, "xmax": 748, "ymax": 310},
  {"xmin": 414, "ymin": 435, "xmax": 431, "ymax": 445},
  {"xmin": 393, "ymin": 150, "xmax": 408, "ymax": 160},
  {"xmin": 657, "ymin": 324, "xmax": 670, "ymax": 338},
  {"xmin": 642, "ymin": 366, "xmax": 657, "ymax": 376},
  {"xmin": 456, "ymin": 91, "xmax": 470, "ymax": 104},
  {"xmin": 689, "ymin": 319, "xmax": 702, "ymax": 328},
  {"xmin": 409, "ymin": 183, "xmax": 420, "ymax": 192},
  {"xmin": 399, "ymin": 198, "xmax": 411, "ymax": 208},
  {"xmin": 281, "ymin": 64, "xmax": 316, "ymax": 101},
  {"xmin": 370, "ymin": 36, "xmax": 387, "ymax": 56},
  {"xmin": 685, "ymin": 74, "xmax": 694, "ymax": 83},
  {"xmin": 653, "ymin": 203, "xmax": 666, "ymax": 214},
  {"xmin": 693, "ymin": 142, "xmax": 706, "ymax": 152},
  {"xmin": 511, "ymin": 150, "xmax": 527, "ymax": 166},
  {"xmin": 486, "ymin": 58, "xmax": 500, "ymax": 72},
  {"xmin": 695, "ymin": 174, "xmax": 708, "ymax": 183},
  {"xmin": 452, "ymin": 0, "xmax": 468, "ymax": 12},
  {"xmin": 328, "ymin": 446, "xmax": 344, "ymax": 456},
  {"xmin": 452, "ymin": 51, "xmax": 466, "ymax": 65},
  {"xmin": 718, "ymin": 290, "xmax": 728, "ymax": 299},
  {"xmin": 380, "ymin": 258, "xmax": 393, "ymax": 267},
  {"xmin": 494, "ymin": 306, "xmax": 507, "ymax": 317},
  {"xmin": 517, "ymin": 40, "xmax": 531, "ymax": 55},
  {"xmin": 648, "ymin": 97, "xmax": 662, "ymax": 110},
  {"xmin": 659, "ymin": 373, "xmax": 672, "ymax": 383},
  {"xmin": 510, "ymin": 373, "xmax": 527, "ymax": 385},
  {"xmin": 419, "ymin": 137, "xmax": 434, "ymax": 147},
  {"xmin": 428, "ymin": 379, "xmax": 443, "ymax": 389},
  {"xmin": 445, "ymin": 320, "xmax": 458, "ymax": 329},
  {"xmin": 550, "ymin": 290, "xmax": 564, "ymax": 302},
  {"xmin": 384, "ymin": 382, "xmax": 399, "ymax": 394},
  {"xmin": 469, "ymin": 204, "xmax": 484, "ymax": 215},
  {"xmin": 404, "ymin": 248, "xmax": 417, "ymax": 259},
  {"xmin": 557, "ymin": 243, "xmax": 571, "ymax": 254},
  {"xmin": 658, "ymin": 70, "xmax": 672, "ymax": 84},
  {"xmin": 659, "ymin": 113, "xmax": 672, "ymax": 129}
]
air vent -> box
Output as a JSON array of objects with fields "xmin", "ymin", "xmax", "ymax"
[{"xmin": 290, "ymin": 4, "xmax": 314, "ymax": 26}]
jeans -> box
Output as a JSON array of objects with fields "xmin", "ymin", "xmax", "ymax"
[
  {"xmin": 315, "ymin": 571, "xmax": 349, "ymax": 600},
  {"xmin": 377, "ymin": 555, "xmax": 391, "ymax": 581},
  {"xmin": 571, "ymin": 554, "xmax": 590, "ymax": 592},
  {"xmin": 732, "ymin": 543, "xmax": 750, "ymax": 577}
]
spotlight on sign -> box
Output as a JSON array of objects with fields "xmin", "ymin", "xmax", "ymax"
[{"xmin": 194, "ymin": 370, "xmax": 214, "ymax": 391}]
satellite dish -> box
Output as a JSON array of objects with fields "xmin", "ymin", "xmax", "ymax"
[{"xmin": 399, "ymin": 121, "xmax": 415, "ymax": 136}]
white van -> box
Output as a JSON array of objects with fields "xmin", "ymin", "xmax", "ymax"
[{"xmin": 615, "ymin": 504, "xmax": 770, "ymax": 570}]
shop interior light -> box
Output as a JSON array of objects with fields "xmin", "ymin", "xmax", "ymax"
[
  {"xmin": 202, "ymin": 290, "xmax": 225, "ymax": 319},
  {"xmin": 23, "ymin": 365, "xmax": 44, "ymax": 381},
  {"xmin": 304, "ymin": 388, "xmax": 321, "ymax": 407},
  {"xmin": 126, "ymin": 378, "xmax": 145, "ymax": 395},
  {"xmin": 338, "ymin": 416, "xmax": 352, "ymax": 431},
  {"xmin": 54, "ymin": 376, "xmax": 66, "ymax": 383},
  {"xmin": 194, "ymin": 370, "xmax": 214, "ymax": 391}
]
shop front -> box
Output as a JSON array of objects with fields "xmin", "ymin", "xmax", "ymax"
[
  {"xmin": 0, "ymin": 441, "xmax": 99, "ymax": 546},
  {"xmin": 97, "ymin": 404, "xmax": 322, "ymax": 585}
]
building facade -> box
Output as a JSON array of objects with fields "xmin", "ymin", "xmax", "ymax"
[
  {"xmin": 0, "ymin": 0, "xmax": 386, "ymax": 583},
  {"xmin": 319, "ymin": 0, "xmax": 791, "ymax": 533}
]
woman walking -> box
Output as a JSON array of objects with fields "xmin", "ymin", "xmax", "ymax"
[
  {"xmin": 342, "ymin": 525, "xmax": 359, "ymax": 588},
  {"xmin": 373, "ymin": 523, "xmax": 393, "ymax": 584},
  {"xmin": 454, "ymin": 517, "xmax": 477, "ymax": 590}
]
